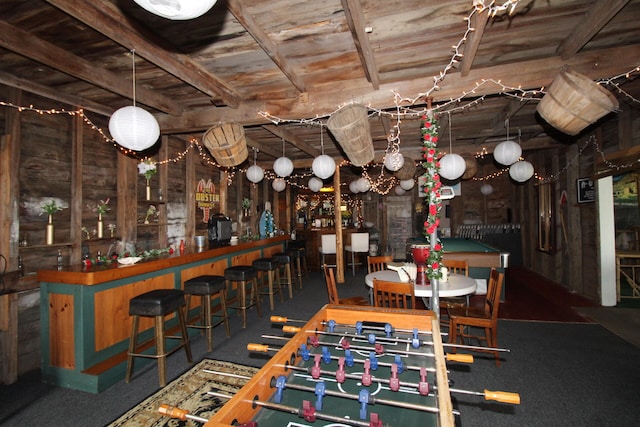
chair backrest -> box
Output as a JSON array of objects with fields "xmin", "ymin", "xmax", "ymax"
[
  {"xmin": 367, "ymin": 255, "xmax": 393, "ymax": 273},
  {"xmin": 321, "ymin": 234, "xmax": 337, "ymax": 254},
  {"xmin": 373, "ymin": 279, "xmax": 416, "ymax": 309},
  {"xmin": 444, "ymin": 259, "xmax": 468, "ymax": 276},
  {"xmin": 350, "ymin": 233, "xmax": 369, "ymax": 252},
  {"xmin": 484, "ymin": 268, "xmax": 505, "ymax": 320},
  {"xmin": 323, "ymin": 264, "xmax": 339, "ymax": 304}
]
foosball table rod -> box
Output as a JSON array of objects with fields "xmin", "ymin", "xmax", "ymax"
[
  {"xmin": 259, "ymin": 335, "xmax": 474, "ymax": 364},
  {"xmin": 207, "ymin": 390, "xmax": 384, "ymax": 427},
  {"xmin": 158, "ymin": 404, "xmax": 209, "ymax": 423}
]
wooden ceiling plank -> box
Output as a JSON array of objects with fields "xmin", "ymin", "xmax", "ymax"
[
  {"xmin": 45, "ymin": 0, "xmax": 241, "ymax": 108},
  {"xmin": 226, "ymin": 0, "xmax": 306, "ymax": 93},
  {"xmin": 0, "ymin": 20, "xmax": 180, "ymax": 115},
  {"xmin": 157, "ymin": 44, "xmax": 640, "ymax": 133},
  {"xmin": 460, "ymin": 8, "xmax": 489, "ymax": 77},
  {"xmin": 341, "ymin": 0, "xmax": 380, "ymax": 89},
  {"xmin": 556, "ymin": 0, "xmax": 630, "ymax": 59},
  {"xmin": 262, "ymin": 124, "xmax": 320, "ymax": 157},
  {"xmin": 246, "ymin": 137, "xmax": 282, "ymax": 159},
  {"xmin": 0, "ymin": 70, "xmax": 114, "ymax": 116}
]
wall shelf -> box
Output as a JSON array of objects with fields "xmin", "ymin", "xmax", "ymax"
[{"xmin": 19, "ymin": 242, "xmax": 73, "ymax": 250}]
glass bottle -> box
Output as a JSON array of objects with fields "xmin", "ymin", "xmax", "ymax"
[{"xmin": 18, "ymin": 256, "xmax": 24, "ymax": 277}]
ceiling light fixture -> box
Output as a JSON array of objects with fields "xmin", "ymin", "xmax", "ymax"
[
  {"xmin": 133, "ymin": 0, "xmax": 217, "ymax": 20},
  {"xmin": 312, "ymin": 126, "xmax": 335, "ymax": 179},
  {"xmin": 438, "ymin": 112, "xmax": 466, "ymax": 180},
  {"xmin": 246, "ymin": 147, "xmax": 264, "ymax": 183},
  {"xmin": 493, "ymin": 119, "xmax": 521, "ymax": 166},
  {"xmin": 308, "ymin": 177, "xmax": 323, "ymax": 192},
  {"xmin": 509, "ymin": 160, "xmax": 534, "ymax": 182},
  {"xmin": 272, "ymin": 178, "xmax": 286, "ymax": 192},
  {"xmin": 108, "ymin": 50, "xmax": 160, "ymax": 152},
  {"xmin": 273, "ymin": 138, "xmax": 293, "ymax": 177}
]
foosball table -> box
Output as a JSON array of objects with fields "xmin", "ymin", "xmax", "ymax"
[{"xmin": 204, "ymin": 304, "xmax": 456, "ymax": 427}]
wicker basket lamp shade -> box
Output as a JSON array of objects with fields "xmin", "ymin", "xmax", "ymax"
[
  {"xmin": 202, "ymin": 123, "xmax": 248, "ymax": 167},
  {"xmin": 327, "ymin": 104, "xmax": 374, "ymax": 167}
]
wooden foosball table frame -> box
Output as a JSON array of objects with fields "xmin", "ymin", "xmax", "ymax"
[{"xmin": 205, "ymin": 304, "xmax": 454, "ymax": 427}]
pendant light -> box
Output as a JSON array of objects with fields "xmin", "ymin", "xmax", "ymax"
[
  {"xmin": 357, "ymin": 177, "xmax": 371, "ymax": 193},
  {"xmin": 493, "ymin": 119, "xmax": 521, "ymax": 166},
  {"xmin": 273, "ymin": 138, "xmax": 293, "ymax": 177},
  {"xmin": 308, "ymin": 177, "xmax": 323, "ymax": 192},
  {"xmin": 246, "ymin": 148, "xmax": 264, "ymax": 183},
  {"xmin": 108, "ymin": 50, "xmax": 160, "ymax": 151},
  {"xmin": 133, "ymin": 0, "xmax": 217, "ymax": 20},
  {"xmin": 312, "ymin": 126, "xmax": 335, "ymax": 179},
  {"xmin": 349, "ymin": 180, "xmax": 360, "ymax": 194},
  {"xmin": 509, "ymin": 160, "xmax": 535, "ymax": 182},
  {"xmin": 272, "ymin": 178, "xmax": 286, "ymax": 192},
  {"xmin": 480, "ymin": 183, "xmax": 493, "ymax": 195},
  {"xmin": 438, "ymin": 112, "xmax": 466, "ymax": 180},
  {"xmin": 384, "ymin": 152, "xmax": 405, "ymax": 172},
  {"xmin": 400, "ymin": 179, "xmax": 415, "ymax": 191}
]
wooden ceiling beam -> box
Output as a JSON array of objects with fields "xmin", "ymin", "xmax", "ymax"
[
  {"xmin": 262, "ymin": 125, "xmax": 321, "ymax": 157},
  {"xmin": 341, "ymin": 0, "xmax": 380, "ymax": 89},
  {"xmin": 246, "ymin": 137, "xmax": 281, "ymax": 159},
  {"xmin": 226, "ymin": 0, "xmax": 306, "ymax": 93},
  {"xmin": 0, "ymin": 20, "xmax": 180, "ymax": 115},
  {"xmin": 556, "ymin": 0, "xmax": 630, "ymax": 59},
  {"xmin": 45, "ymin": 0, "xmax": 241, "ymax": 108},
  {"xmin": 460, "ymin": 7, "xmax": 489, "ymax": 77}
]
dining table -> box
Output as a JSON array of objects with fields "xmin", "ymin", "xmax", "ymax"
[{"xmin": 364, "ymin": 270, "xmax": 478, "ymax": 308}]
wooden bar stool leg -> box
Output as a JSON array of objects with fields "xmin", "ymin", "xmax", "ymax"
[
  {"xmin": 285, "ymin": 264, "xmax": 293, "ymax": 298},
  {"xmin": 125, "ymin": 315, "xmax": 140, "ymax": 383},
  {"xmin": 178, "ymin": 305, "xmax": 192, "ymax": 363},
  {"xmin": 203, "ymin": 295, "xmax": 213, "ymax": 352},
  {"xmin": 156, "ymin": 316, "xmax": 167, "ymax": 387},
  {"xmin": 275, "ymin": 269, "xmax": 284, "ymax": 303},
  {"xmin": 252, "ymin": 278, "xmax": 262, "ymax": 318},
  {"xmin": 295, "ymin": 257, "xmax": 303, "ymax": 289},
  {"xmin": 219, "ymin": 289, "xmax": 231, "ymax": 337},
  {"xmin": 239, "ymin": 280, "xmax": 248, "ymax": 328}
]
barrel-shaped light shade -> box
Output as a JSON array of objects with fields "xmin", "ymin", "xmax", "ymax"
[
  {"xmin": 312, "ymin": 155, "xmax": 336, "ymax": 179},
  {"xmin": 439, "ymin": 153, "xmax": 466, "ymax": 180},
  {"xmin": 108, "ymin": 106, "xmax": 160, "ymax": 151}
]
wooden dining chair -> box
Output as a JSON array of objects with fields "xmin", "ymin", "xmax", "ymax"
[
  {"xmin": 440, "ymin": 259, "xmax": 470, "ymax": 311},
  {"xmin": 372, "ymin": 278, "xmax": 416, "ymax": 309},
  {"xmin": 367, "ymin": 255, "xmax": 393, "ymax": 273},
  {"xmin": 323, "ymin": 265, "xmax": 369, "ymax": 306},
  {"xmin": 447, "ymin": 268, "xmax": 504, "ymax": 366}
]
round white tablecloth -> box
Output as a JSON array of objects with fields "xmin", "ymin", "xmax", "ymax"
[{"xmin": 365, "ymin": 270, "xmax": 477, "ymax": 298}]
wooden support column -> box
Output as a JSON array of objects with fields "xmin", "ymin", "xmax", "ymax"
[
  {"xmin": 273, "ymin": 188, "xmax": 280, "ymax": 231},
  {"xmin": 70, "ymin": 111, "xmax": 83, "ymax": 263},
  {"xmin": 334, "ymin": 165, "xmax": 345, "ymax": 283},
  {"xmin": 0, "ymin": 292, "xmax": 18, "ymax": 384},
  {"xmin": 1, "ymin": 87, "xmax": 21, "ymax": 270},
  {"xmin": 219, "ymin": 170, "xmax": 228, "ymax": 217},
  {"xmin": 285, "ymin": 185, "xmax": 292, "ymax": 232},
  {"xmin": 158, "ymin": 136, "xmax": 168, "ymax": 248},
  {"xmin": 185, "ymin": 139, "xmax": 196, "ymax": 245},
  {"xmin": 117, "ymin": 152, "xmax": 137, "ymax": 244}
]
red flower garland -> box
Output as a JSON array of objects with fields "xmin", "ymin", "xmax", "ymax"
[{"xmin": 420, "ymin": 113, "xmax": 443, "ymax": 280}]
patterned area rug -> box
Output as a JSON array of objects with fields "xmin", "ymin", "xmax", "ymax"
[{"xmin": 108, "ymin": 359, "xmax": 259, "ymax": 426}]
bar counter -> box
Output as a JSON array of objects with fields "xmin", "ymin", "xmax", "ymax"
[{"xmin": 37, "ymin": 236, "xmax": 287, "ymax": 393}]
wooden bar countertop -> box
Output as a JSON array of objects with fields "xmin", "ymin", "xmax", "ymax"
[{"xmin": 37, "ymin": 236, "xmax": 288, "ymax": 286}]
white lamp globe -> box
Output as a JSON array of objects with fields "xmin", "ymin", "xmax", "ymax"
[
  {"xmin": 272, "ymin": 178, "xmax": 286, "ymax": 192},
  {"xmin": 312, "ymin": 155, "xmax": 335, "ymax": 179},
  {"xmin": 357, "ymin": 177, "xmax": 371, "ymax": 193},
  {"xmin": 246, "ymin": 164, "xmax": 264, "ymax": 183},
  {"xmin": 273, "ymin": 156, "xmax": 294, "ymax": 177},
  {"xmin": 400, "ymin": 179, "xmax": 415, "ymax": 191},
  {"xmin": 133, "ymin": 0, "xmax": 217, "ymax": 20},
  {"xmin": 349, "ymin": 180, "xmax": 360, "ymax": 194},
  {"xmin": 108, "ymin": 105, "xmax": 160, "ymax": 151},
  {"xmin": 394, "ymin": 185, "xmax": 407, "ymax": 195},
  {"xmin": 509, "ymin": 160, "xmax": 535, "ymax": 182},
  {"xmin": 480, "ymin": 183, "xmax": 493, "ymax": 195},
  {"xmin": 308, "ymin": 177, "xmax": 323, "ymax": 192},
  {"xmin": 493, "ymin": 140, "xmax": 522, "ymax": 166},
  {"xmin": 439, "ymin": 153, "xmax": 466, "ymax": 180},
  {"xmin": 384, "ymin": 152, "xmax": 405, "ymax": 172}
]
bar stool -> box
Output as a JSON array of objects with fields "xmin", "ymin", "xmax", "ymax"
[
  {"xmin": 126, "ymin": 289, "xmax": 192, "ymax": 387},
  {"xmin": 272, "ymin": 252, "xmax": 294, "ymax": 299},
  {"xmin": 184, "ymin": 275, "xmax": 230, "ymax": 352},
  {"xmin": 288, "ymin": 248, "xmax": 305, "ymax": 289},
  {"xmin": 224, "ymin": 266, "xmax": 261, "ymax": 328},
  {"xmin": 252, "ymin": 257, "xmax": 283, "ymax": 310}
]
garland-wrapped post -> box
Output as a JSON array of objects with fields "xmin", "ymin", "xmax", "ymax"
[{"xmin": 421, "ymin": 112, "xmax": 443, "ymax": 317}]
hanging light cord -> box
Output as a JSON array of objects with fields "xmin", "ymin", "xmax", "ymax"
[
  {"xmin": 320, "ymin": 125, "xmax": 324, "ymax": 155},
  {"xmin": 131, "ymin": 49, "xmax": 137, "ymax": 107},
  {"xmin": 449, "ymin": 111, "xmax": 453, "ymax": 153}
]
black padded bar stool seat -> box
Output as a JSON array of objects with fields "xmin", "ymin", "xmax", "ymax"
[
  {"xmin": 252, "ymin": 257, "xmax": 282, "ymax": 310},
  {"xmin": 126, "ymin": 289, "xmax": 192, "ymax": 387},
  {"xmin": 224, "ymin": 266, "xmax": 261, "ymax": 328},
  {"xmin": 184, "ymin": 275, "xmax": 230, "ymax": 352},
  {"xmin": 272, "ymin": 252, "xmax": 294, "ymax": 299}
]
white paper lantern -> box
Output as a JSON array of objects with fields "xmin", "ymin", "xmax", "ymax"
[
  {"xmin": 108, "ymin": 106, "xmax": 160, "ymax": 151},
  {"xmin": 133, "ymin": 0, "xmax": 217, "ymax": 20},
  {"xmin": 246, "ymin": 165, "xmax": 264, "ymax": 183},
  {"xmin": 509, "ymin": 160, "xmax": 535, "ymax": 182},
  {"xmin": 493, "ymin": 140, "xmax": 522, "ymax": 166},
  {"xmin": 400, "ymin": 179, "xmax": 415, "ymax": 191},
  {"xmin": 439, "ymin": 153, "xmax": 466, "ymax": 180},
  {"xmin": 480, "ymin": 183, "xmax": 493, "ymax": 196},
  {"xmin": 273, "ymin": 156, "xmax": 294, "ymax": 177},
  {"xmin": 272, "ymin": 178, "xmax": 286, "ymax": 192},
  {"xmin": 312, "ymin": 155, "xmax": 335, "ymax": 179},
  {"xmin": 349, "ymin": 180, "xmax": 360, "ymax": 193},
  {"xmin": 357, "ymin": 177, "xmax": 371, "ymax": 193},
  {"xmin": 384, "ymin": 152, "xmax": 405, "ymax": 172},
  {"xmin": 394, "ymin": 185, "xmax": 407, "ymax": 195},
  {"xmin": 308, "ymin": 177, "xmax": 323, "ymax": 192}
]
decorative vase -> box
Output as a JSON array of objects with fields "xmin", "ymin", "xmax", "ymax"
[
  {"xmin": 97, "ymin": 213, "xmax": 103, "ymax": 238},
  {"xmin": 46, "ymin": 214, "xmax": 54, "ymax": 245},
  {"xmin": 146, "ymin": 180, "xmax": 152, "ymax": 201}
]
